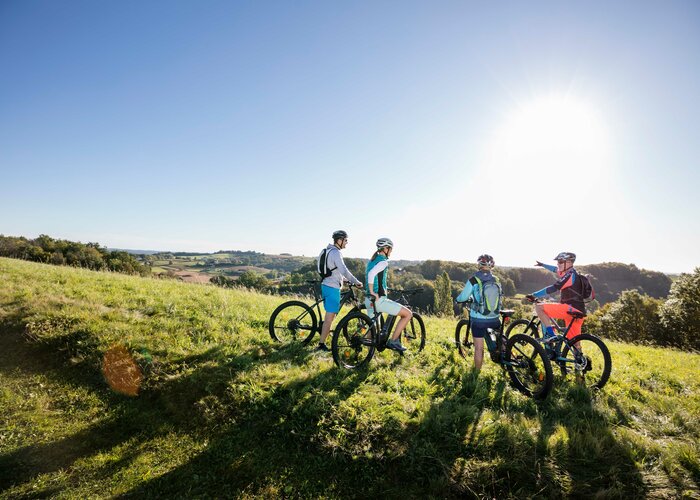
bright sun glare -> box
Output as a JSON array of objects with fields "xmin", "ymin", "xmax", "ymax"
[{"xmin": 482, "ymin": 93, "xmax": 612, "ymax": 189}]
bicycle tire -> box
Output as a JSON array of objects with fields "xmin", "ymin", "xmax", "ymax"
[
  {"xmin": 268, "ymin": 300, "xmax": 317, "ymax": 345},
  {"xmin": 560, "ymin": 333, "xmax": 612, "ymax": 389},
  {"xmin": 455, "ymin": 319, "xmax": 471, "ymax": 359},
  {"xmin": 505, "ymin": 318, "xmax": 540, "ymax": 339},
  {"xmin": 331, "ymin": 311, "xmax": 376, "ymax": 369},
  {"xmin": 505, "ymin": 333, "xmax": 553, "ymax": 400},
  {"xmin": 402, "ymin": 313, "xmax": 426, "ymax": 352}
]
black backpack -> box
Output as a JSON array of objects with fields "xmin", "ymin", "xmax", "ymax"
[
  {"xmin": 317, "ymin": 247, "xmax": 338, "ymax": 279},
  {"xmin": 578, "ymin": 273, "xmax": 595, "ymax": 301}
]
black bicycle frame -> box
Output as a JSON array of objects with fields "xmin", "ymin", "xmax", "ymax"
[
  {"xmin": 298, "ymin": 280, "xmax": 359, "ymax": 332},
  {"xmin": 523, "ymin": 309, "xmax": 586, "ymax": 365}
]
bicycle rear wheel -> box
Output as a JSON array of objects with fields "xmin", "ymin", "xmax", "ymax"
[
  {"xmin": 402, "ymin": 313, "xmax": 426, "ymax": 352},
  {"xmin": 559, "ymin": 333, "xmax": 612, "ymax": 389},
  {"xmin": 268, "ymin": 300, "xmax": 317, "ymax": 345},
  {"xmin": 455, "ymin": 319, "xmax": 471, "ymax": 359},
  {"xmin": 505, "ymin": 333, "xmax": 553, "ymax": 400},
  {"xmin": 331, "ymin": 312, "xmax": 375, "ymax": 369}
]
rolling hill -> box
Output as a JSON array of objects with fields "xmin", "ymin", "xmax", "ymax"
[{"xmin": 0, "ymin": 257, "xmax": 698, "ymax": 498}]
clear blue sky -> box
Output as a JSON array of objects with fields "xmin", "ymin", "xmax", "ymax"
[{"xmin": 1, "ymin": 0, "xmax": 698, "ymax": 273}]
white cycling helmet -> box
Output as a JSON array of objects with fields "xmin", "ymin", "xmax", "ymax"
[
  {"xmin": 376, "ymin": 237, "xmax": 394, "ymax": 249},
  {"xmin": 477, "ymin": 254, "xmax": 495, "ymax": 268}
]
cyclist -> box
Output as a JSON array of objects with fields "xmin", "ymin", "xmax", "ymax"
[
  {"xmin": 365, "ymin": 237, "xmax": 412, "ymax": 352},
  {"xmin": 526, "ymin": 252, "xmax": 586, "ymax": 341},
  {"xmin": 455, "ymin": 254, "xmax": 502, "ymax": 371},
  {"xmin": 316, "ymin": 230, "xmax": 363, "ymax": 352}
]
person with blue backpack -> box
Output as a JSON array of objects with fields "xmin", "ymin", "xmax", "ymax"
[
  {"xmin": 455, "ymin": 254, "xmax": 503, "ymax": 371},
  {"xmin": 316, "ymin": 230, "xmax": 363, "ymax": 353}
]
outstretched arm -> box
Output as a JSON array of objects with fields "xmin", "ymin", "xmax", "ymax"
[
  {"xmin": 533, "ymin": 272, "xmax": 572, "ymax": 298},
  {"xmin": 535, "ymin": 260, "xmax": 558, "ymax": 273}
]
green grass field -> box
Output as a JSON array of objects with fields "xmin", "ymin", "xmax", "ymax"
[{"xmin": 1, "ymin": 257, "xmax": 698, "ymax": 498}]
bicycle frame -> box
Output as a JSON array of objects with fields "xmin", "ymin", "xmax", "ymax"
[
  {"xmin": 380, "ymin": 288, "xmax": 421, "ymax": 336},
  {"xmin": 457, "ymin": 300, "xmax": 520, "ymax": 367},
  {"xmin": 297, "ymin": 281, "xmax": 360, "ymax": 334},
  {"xmin": 523, "ymin": 303, "xmax": 588, "ymax": 367}
]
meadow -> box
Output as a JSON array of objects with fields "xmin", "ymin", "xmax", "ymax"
[{"xmin": 0, "ymin": 257, "xmax": 698, "ymax": 498}]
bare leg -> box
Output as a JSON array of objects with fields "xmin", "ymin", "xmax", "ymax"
[
  {"xmin": 473, "ymin": 337, "xmax": 484, "ymax": 370},
  {"xmin": 319, "ymin": 312, "xmax": 337, "ymax": 344},
  {"xmin": 390, "ymin": 307, "xmax": 413, "ymax": 341},
  {"xmin": 534, "ymin": 303, "xmax": 555, "ymax": 330}
]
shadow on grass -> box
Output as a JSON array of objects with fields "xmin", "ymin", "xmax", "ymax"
[
  {"xmin": 534, "ymin": 384, "xmax": 647, "ymax": 497},
  {"xmin": 0, "ymin": 311, "xmax": 326, "ymax": 495},
  {"xmin": 0, "ymin": 309, "xmax": 649, "ymax": 498},
  {"xmin": 386, "ymin": 361, "xmax": 648, "ymax": 498}
]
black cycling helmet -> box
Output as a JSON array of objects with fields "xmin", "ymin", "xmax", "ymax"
[
  {"xmin": 332, "ymin": 230, "xmax": 348, "ymax": 241},
  {"xmin": 554, "ymin": 251, "xmax": 576, "ymax": 262},
  {"xmin": 477, "ymin": 254, "xmax": 495, "ymax": 268}
]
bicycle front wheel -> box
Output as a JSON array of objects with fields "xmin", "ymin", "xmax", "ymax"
[
  {"xmin": 560, "ymin": 333, "xmax": 612, "ymax": 389},
  {"xmin": 505, "ymin": 333, "xmax": 553, "ymax": 400},
  {"xmin": 268, "ymin": 300, "xmax": 317, "ymax": 345},
  {"xmin": 403, "ymin": 313, "xmax": 426, "ymax": 352},
  {"xmin": 455, "ymin": 319, "xmax": 471, "ymax": 359},
  {"xmin": 331, "ymin": 312, "xmax": 375, "ymax": 369}
]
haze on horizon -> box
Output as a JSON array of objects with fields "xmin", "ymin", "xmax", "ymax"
[{"xmin": 1, "ymin": 1, "xmax": 699, "ymax": 274}]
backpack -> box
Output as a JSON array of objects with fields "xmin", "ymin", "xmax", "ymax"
[
  {"xmin": 577, "ymin": 273, "xmax": 595, "ymax": 301},
  {"xmin": 469, "ymin": 275, "xmax": 502, "ymax": 317},
  {"xmin": 317, "ymin": 247, "xmax": 338, "ymax": 279}
]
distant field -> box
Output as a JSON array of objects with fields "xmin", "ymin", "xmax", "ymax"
[{"xmin": 0, "ymin": 257, "xmax": 698, "ymax": 498}]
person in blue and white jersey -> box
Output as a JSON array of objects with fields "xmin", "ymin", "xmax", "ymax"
[{"xmin": 365, "ymin": 237, "xmax": 413, "ymax": 352}]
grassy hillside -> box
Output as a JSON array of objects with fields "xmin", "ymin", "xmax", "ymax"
[{"xmin": 1, "ymin": 257, "xmax": 698, "ymax": 498}]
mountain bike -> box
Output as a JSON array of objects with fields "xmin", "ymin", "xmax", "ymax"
[
  {"xmin": 268, "ymin": 281, "xmax": 362, "ymax": 345},
  {"xmin": 506, "ymin": 298, "xmax": 612, "ymax": 389},
  {"xmin": 331, "ymin": 297, "xmax": 414, "ymax": 369},
  {"xmin": 385, "ymin": 288, "xmax": 426, "ymax": 352},
  {"xmin": 455, "ymin": 299, "xmax": 553, "ymax": 400}
]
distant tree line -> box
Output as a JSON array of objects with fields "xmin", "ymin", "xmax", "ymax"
[
  {"xmin": 213, "ymin": 255, "xmax": 675, "ymax": 317},
  {"xmin": 0, "ymin": 234, "xmax": 150, "ymax": 276}
]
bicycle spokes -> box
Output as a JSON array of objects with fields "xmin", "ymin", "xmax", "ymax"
[
  {"xmin": 560, "ymin": 335, "xmax": 611, "ymax": 389},
  {"xmin": 505, "ymin": 334, "xmax": 553, "ymax": 400},
  {"xmin": 333, "ymin": 314, "xmax": 374, "ymax": 369}
]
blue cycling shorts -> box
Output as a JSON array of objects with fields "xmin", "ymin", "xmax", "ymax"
[
  {"xmin": 470, "ymin": 317, "xmax": 501, "ymax": 338},
  {"xmin": 322, "ymin": 285, "xmax": 341, "ymax": 314}
]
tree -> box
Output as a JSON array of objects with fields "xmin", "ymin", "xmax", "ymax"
[
  {"xmin": 434, "ymin": 271, "xmax": 453, "ymax": 317},
  {"xmin": 494, "ymin": 273, "xmax": 516, "ymax": 296},
  {"xmin": 587, "ymin": 290, "xmax": 662, "ymax": 345},
  {"xmin": 659, "ymin": 268, "xmax": 700, "ymax": 350},
  {"xmin": 237, "ymin": 270, "xmax": 270, "ymax": 291}
]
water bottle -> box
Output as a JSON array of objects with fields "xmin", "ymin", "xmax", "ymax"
[
  {"xmin": 488, "ymin": 329, "xmax": 500, "ymax": 362},
  {"xmin": 488, "ymin": 329, "xmax": 497, "ymax": 345}
]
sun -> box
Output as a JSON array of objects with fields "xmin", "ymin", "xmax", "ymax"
[{"xmin": 481, "ymin": 93, "xmax": 612, "ymax": 189}]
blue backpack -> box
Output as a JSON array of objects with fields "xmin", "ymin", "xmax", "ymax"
[{"xmin": 469, "ymin": 275, "xmax": 502, "ymax": 317}]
